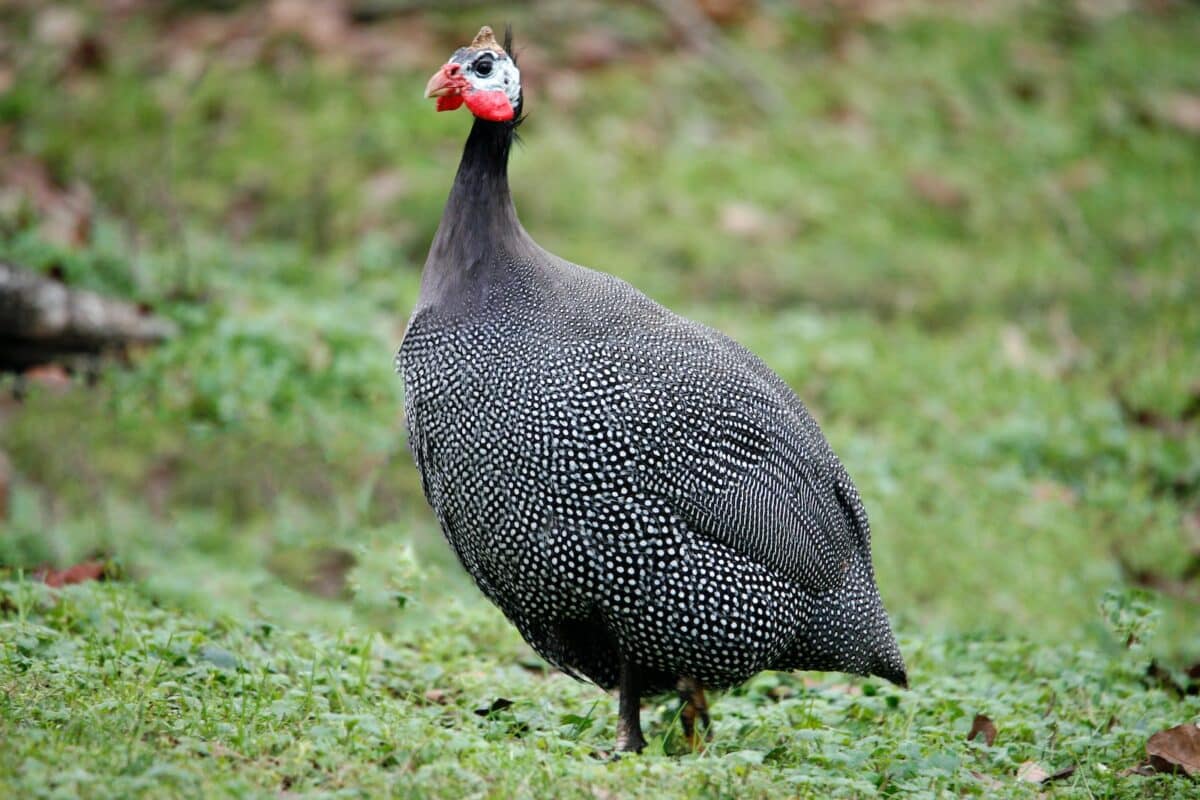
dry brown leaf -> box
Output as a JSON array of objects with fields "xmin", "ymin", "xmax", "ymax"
[
  {"xmin": 3, "ymin": 157, "xmax": 94, "ymax": 248},
  {"xmin": 1055, "ymin": 159, "xmax": 1106, "ymax": 193},
  {"xmin": 697, "ymin": 0, "xmax": 757, "ymax": 26},
  {"xmin": 566, "ymin": 30, "xmax": 624, "ymax": 70},
  {"xmin": 1031, "ymin": 480, "xmax": 1078, "ymax": 507},
  {"xmin": 36, "ymin": 560, "xmax": 107, "ymax": 588},
  {"xmin": 719, "ymin": 201, "xmax": 772, "ymax": 240},
  {"xmin": 1146, "ymin": 723, "xmax": 1200, "ymax": 776},
  {"xmin": 34, "ymin": 7, "xmax": 86, "ymax": 50},
  {"xmin": 1016, "ymin": 761, "xmax": 1049, "ymax": 783},
  {"xmin": 967, "ymin": 713, "xmax": 997, "ymax": 746},
  {"xmin": 1017, "ymin": 761, "xmax": 1076, "ymax": 784},
  {"xmin": 205, "ymin": 741, "xmax": 246, "ymax": 761},
  {"xmin": 908, "ymin": 171, "xmax": 968, "ymax": 211},
  {"xmin": 25, "ymin": 364, "xmax": 73, "ymax": 393},
  {"xmin": 268, "ymin": 0, "xmax": 350, "ymax": 55},
  {"xmin": 1162, "ymin": 93, "xmax": 1200, "ymax": 137}
]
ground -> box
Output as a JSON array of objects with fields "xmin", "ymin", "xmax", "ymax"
[{"xmin": 1, "ymin": 1, "xmax": 1198, "ymax": 797}]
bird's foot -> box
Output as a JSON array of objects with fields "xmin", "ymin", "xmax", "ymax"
[
  {"xmin": 615, "ymin": 717, "xmax": 647, "ymax": 754},
  {"xmin": 678, "ymin": 677, "xmax": 713, "ymax": 753}
]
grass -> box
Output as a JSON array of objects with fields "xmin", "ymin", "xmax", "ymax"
[{"xmin": 2, "ymin": 1, "xmax": 1199, "ymax": 796}]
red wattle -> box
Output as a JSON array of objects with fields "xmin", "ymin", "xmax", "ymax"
[
  {"xmin": 436, "ymin": 94, "xmax": 465, "ymax": 112},
  {"xmin": 464, "ymin": 90, "xmax": 514, "ymax": 122}
]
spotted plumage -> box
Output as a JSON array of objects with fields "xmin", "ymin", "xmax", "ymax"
[{"xmin": 398, "ymin": 26, "xmax": 905, "ymax": 752}]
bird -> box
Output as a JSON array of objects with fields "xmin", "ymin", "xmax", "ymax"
[{"xmin": 398, "ymin": 25, "xmax": 906, "ymax": 754}]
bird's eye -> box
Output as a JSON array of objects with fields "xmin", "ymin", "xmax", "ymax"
[{"xmin": 473, "ymin": 55, "xmax": 494, "ymax": 77}]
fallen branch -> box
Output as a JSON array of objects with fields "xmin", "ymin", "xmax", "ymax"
[{"xmin": 0, "ymin": 262, "xmax": 176, "ymax": 370}]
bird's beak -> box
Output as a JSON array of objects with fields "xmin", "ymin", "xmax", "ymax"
[{"xmin": 425, "ymin": 63, "xmax": 460, "ymax": 98}]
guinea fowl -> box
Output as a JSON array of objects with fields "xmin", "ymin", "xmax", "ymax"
[{"xmin": 398, "ymin": 26, "xmax": 906, "ymax": 753}]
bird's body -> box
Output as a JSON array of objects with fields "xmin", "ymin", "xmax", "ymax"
[
  {"xmin": 401, "ymin": 251, "xmax": 902, "ymax": 692},
  {"xmin": 400, "ymin": 26, "xmax": 904, "ymax": 751}
]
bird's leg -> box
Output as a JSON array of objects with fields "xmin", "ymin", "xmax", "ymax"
[
  {"xmin": 615, "ymin": 658, "xmax": 646, "ymax": 754},
  {"xmin": 677, "ymin": 676, "xmax": 711, "ymax": 752}
]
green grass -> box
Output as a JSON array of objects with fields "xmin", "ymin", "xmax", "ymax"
[{"xmin": 2, "ymin": 1, "xmax": 1199, "ymax": 796}]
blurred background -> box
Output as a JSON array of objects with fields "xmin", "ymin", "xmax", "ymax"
[{"xmin": 1, "ymin": 0, "xmax": 1197, "ymax": 663}]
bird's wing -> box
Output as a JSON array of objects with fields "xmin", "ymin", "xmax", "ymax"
[{"xmin": 607, "ymin": 319, "xmax": 866, "ymax": 592}]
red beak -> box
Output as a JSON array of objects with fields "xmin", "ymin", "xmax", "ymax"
[{"xmin": 424, "ymin": 63, "xmax": 461, "ymax": 98}]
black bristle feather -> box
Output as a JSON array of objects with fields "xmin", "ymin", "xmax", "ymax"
[{"xmin": 505, "ymin": 24, "xmax": 525, "ymax": 131}]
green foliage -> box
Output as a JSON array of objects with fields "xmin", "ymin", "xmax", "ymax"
[
  {"xmin": 1, "ymin": 579, "xmax": 1197, "ymax": 798},
  {"xmin": 2, "ymin": 1, "xmax": 1199, "ymax": 796}
]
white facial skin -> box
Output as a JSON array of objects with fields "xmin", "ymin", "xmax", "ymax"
[{"xmin": 453, "ymin": 49, "xmax": 521, "ymax": 107}]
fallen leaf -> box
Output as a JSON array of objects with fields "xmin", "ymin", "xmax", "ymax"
[
  {"xmin": 825, "ymin": 102, "xmax": 872, "ymax": 141},
  {"xmin": 35, "ymin": 7, "xmax": 86, "ymax": 50},
  {"xmin": 423, "ymin": 689, "xmax": 449, "ymax": 705},
  {"xmin": 203, "ymin": 740, "xmax": 246, "ymax": 760},
  {"xmin": 2, "ymin": 157, "xmax": 94, "ymax": 248},
  {"xmin": 696, "ymin": 0, "xmax": 757, "ymax": 26},
  {"xmin": 1031, "ymin": 480, "xmax": 1078, "ymax": 506},
  {"xmin": 719, "ymin": 201, "xmax": 772, "ymax": 239},
  {"xmin": 566, "ymin": 30, "xmax": 624, "ymax": 70},
  {"xmin": 1162, "ymin": 93, "xmax": 1200, "ymax": 137},
  {"xmin": 1055, "ymin": 159, "xmax": 1106, "ymax": 193},
  {"xmin": 908, "ymin": 171, "xmax": 968, "ymax": 211},
  {"xmin": 1146, "ymin": 723, "xmax": 1200, "ymax": 776},
  {"xmin": 1016, "ymin": 761, "xmax": 1049, "ymax": 783},
  {"xmin": 1016, "ymin": 761, "xmax": 1076, "ymax": 784},
  {"xmin": 267, "ymin": 0, "xmax": 350, "ymax": 55},
  {"xmin": 36, "ymin": 560, "xmax": 107, "ymax": 588},
  {"xmin": 967, "ymin": 713, "xmax": 997, "ymax": 746}
]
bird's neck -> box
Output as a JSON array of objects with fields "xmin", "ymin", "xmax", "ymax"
[{"xmin": 420, "ymin": 116, "xmax": 535, "ymax": 311}]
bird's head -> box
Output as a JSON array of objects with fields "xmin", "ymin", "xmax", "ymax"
[{"xmin": 425, "ymin": 26, "xmax": 521, "ymax": 123}]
